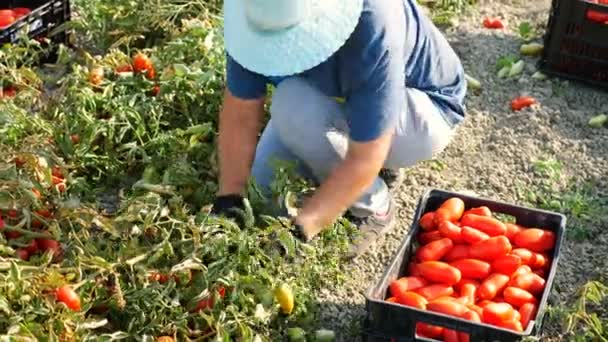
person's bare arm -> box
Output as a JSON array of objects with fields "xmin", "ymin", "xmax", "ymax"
[
  {"xmin": 295, "ymin": 129, "xmax": 394, "ymax": 239},
  {"xmin": 217, "ymin": 88, "xmax": 266, "ymax": 196}
]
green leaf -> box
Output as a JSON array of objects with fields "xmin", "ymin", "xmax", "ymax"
[{"xmin": 519, "ymin": 22, "xmax": 532, "ymax": 39}]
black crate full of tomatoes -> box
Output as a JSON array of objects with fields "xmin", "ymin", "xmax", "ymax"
[
  {"xmin": 0, "ymin": 0, "xmax": 71, "ymax": 46},
  {"xmin": 539, "ymin": 0, "xmax": 608, "ymax": 89},
  {"xmin": 362, "ymin": 189, "xmax": 566, "ymax": 342}
]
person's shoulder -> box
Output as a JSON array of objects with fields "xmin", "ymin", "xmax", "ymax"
[{"xmin": 348, "ymin": 0, "xmax": 406, "ymax": 46}]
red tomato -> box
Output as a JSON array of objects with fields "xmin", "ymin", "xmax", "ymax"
[
  {"xmin": 427, "ymin": 298, "xmax": 469, "ymax": 317},
  {"xmin": 56, "ymin": 285, "xmax": 81, "ymax": 311},
  {"xmin": 192, "ymin": 297, "xmax": 215, "ymax": 312},
  {"xmin": 530, "ymin": 252, "xmax": 550, "ymax": 270},
  {"xmin": 0, "ymin": 216, "xmax": 4, "ymax": 229},
  {"xmin": 482, "ymin": 302, "xmax": 517, "ymax": 325},
  {"xmin": 438, "ymin": 221, "xmax": 464, "ymax": 243},
  {"xmin": 36, "ymin": 239, "xmax": 61, "ymax": 257},
  {"xmin": 443, "ymin": 244, "xmax": 470, "ymax": 262},
  {"xmin": 386, "ymin": 296, "xmax": 397, "ymax": 303},
  {"xmin": 505, "ymin": 223, "xmax": 523, "ymax": 241},
  {"xmin": 511, "ymin": 96, "xmax": 537, "ymax": 111},
  {"xmin": 5, "ymin": 230, "xmax": 22, "ymax": 239},
  {"xmin": 70, "ymin": 134, "xmax": 81, "ymax": 144},
  {"xmin": 454, "ymin": 278, "xmax": 480, "ymax": 293},
  {"xmin": 469, "ymin": 304, "xmax": 484, "ymax": 316},
  {"xmin": 408, "ymin": 262, "xmax": 422, "ymax": 277},
  {"xmin": 414, "ymin": 284, "xmax": 454, "ymax": 300},
  {"xmin": 416, "ymin": 238, "xmax": 454, "ymax": 262},
  {"xmin": 519, "ymin": 303, "xmax": 538, "ymax": 329},
  {"xmin": 459, "ymin": 310, "xmax": 481, "ymax": 342},
  {"xmin": 115, "ymin": 64, "xmax": 133, "ymax": 73},
  {"xmin": 461, "ymin": 214, "xmax": 507, "ymax": 237},
  {"xmin": 587, "ymin": 10, "xmax": 608, "ymax": 23},
  {"xmin": 393, "ymin": 276, "xmax": 428, "ymax": 293},
  {"xmin": 418, "ymin": 230, "xmax": 443, "ymax": 245},
  {"xmin": 496, "ymin": 319, "xmax": 524, "ymax": 332},
  {"xmin": 461, "ymin": 226, "xmax": 490, "ymax": 244},
  {"xmin": 460, "ymin": 282, "xmax": 478, "ymax": 304},
  {"xmin": 511, "ymin": 249, "xmax": 535, "ymax": 266},
  {"xmin": 511, "ymin": 265, "xmax": 533, "ymax": 280},
  {"xmin": 449, "ymin": 259, "xmax": 492, "ymax": 279},
  {"xmin": 443, "ymin": 329, "xmax": 459, "ymax": 342},
  {"xmin": 416, "ymin": 323, "xmax": 444, "ymax": 339},
  {"xmin": 0, "ymin": 14, "xmax": 15, "ymax": 29},
  {"xmin": 503, "ymin": 287, "xmax": 538, "ymax": 308},
  {"xmin": 463, "ymin": 206, "xmax": 492, "ymax": 217},
  {"xmin": 133, "ymin": 53, "xmax": 154, "ymax": 75},
  {"xmin": 16, "ymin": 249, "xmax": 29, "ymax": 261},
  {"xmin": 397, "ymin": 291, "xmax": 428, "ymax": 309},
  {"xmin": 12, "ymin": 8, "xmax": 31, "ymax": 18},
  {"xmin": 509, "ymin": 273, "xmax": 546, "ymax": 295},
  {"xmin": 491, "ymin": 255, "xmax": 522, "ymax": 275},
  {"xmin": 469, "ymin": 236, "xmax": 512, "ymax": 261},
  {"xmin": 419, "ymin": 212, "xmax": 437, "ymax": 231},
  {"xmin": 513, "ymin": 228, "xmax": 556, "ymax": 252},
  {"xmin": 483, "ymin": 17, "xmax": 505, "ymax": 29},
  {"xmin": 434, "ymin": 198, "xmax": 465, "ymax": 224},
  {"xmin": 25, "ymin": 239, "xmax": 38, "ymax": 254},
  {"xmin": 149, "ymin": 272, "xmax": 170, "ymax": 283},
  {"xmin": 479, "ymin": 273, "xmax": 510, "ymax": 300},
  {"xmin": 418, "ymin": 261, "xmax": 462, "ymax": 285}
]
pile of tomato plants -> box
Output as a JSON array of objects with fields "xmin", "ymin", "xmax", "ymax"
[{"xmin": 0, "ymin": 1, "xmax": 358, "ymax": 340}]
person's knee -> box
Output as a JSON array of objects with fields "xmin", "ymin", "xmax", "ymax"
[{"xmin": 270, "ymin": 77, "xmax": 332, "ymax": 145}]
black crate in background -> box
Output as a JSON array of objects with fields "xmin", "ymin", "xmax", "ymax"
[
  {"xmin": 0, "ymin": 0, "xmax": 71, "ymax": 47},
  {"xmin": 539, "ymin": 0, "xmax": 608, "ymax": 90},
  {"xmin": 362, "ymin": 189, "xmax": 567, "ymax": 342}
]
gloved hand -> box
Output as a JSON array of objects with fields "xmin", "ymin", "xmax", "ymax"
[{"xmin": 210, "ymin": 194, "xmax": 246, "ymax": 224}]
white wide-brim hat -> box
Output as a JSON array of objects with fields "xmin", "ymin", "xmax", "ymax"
[{"xmin": 224, "ymin": 0, "xmax": 364, "ymax": 77}]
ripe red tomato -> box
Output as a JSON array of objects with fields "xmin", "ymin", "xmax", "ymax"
[
  {"xmin": 427, "ymin": 298, "xmax": 469, "ymax": 317},
  {"xmin": 418, "ymin": 230, "xmax": 443, "ymax": 245},
  {"xmin": 511, "ymin": 248, "xmax": 535, "ymax": 266},
  {"xmin": 513, "ymin": 228, "xmax": 556, "ymax": 252},
  {"xmin": 414, "ymin": 284, "xmax": 454, "ymax": 300},
  {"xmin": 0, "ymin": 13, "xmax": 15, "ymax": 28},
  {"xmin": 56, "ymin": 285, "xmax": 81, "ymax": 311},
  {"xmin": 16, "ymin": 249, "xmax": 29, "ymax": 261},
  {"xmin": 25, "ymin": 239, "xmax": 38, "ymax": 254},
  {"xmin": 463, "ymin": 206, "xmax": 492, "ymax": 217},
  {"xmin": 0, "ymin": 216, "xmax": 4, "ymax": 229},
  {"xmin": 390, "ymin": 276, "xmax": 427, "ymax": 296},
  {"xmin": 434, "ymin": 198, "xmax": 465, "ymax": 224},
  {"xmin": 491, "ymin": 254, "xmax": 522, "ymax": 276},
  {"xmin": 70, "ymin": 134, "xmax": 81, "ymax": 144},
  {"xmin": 449, "ymin": 259, "xmax": 492, "ymax": 279},
  {"xmin": 461, "ymin": 226, "xmax": 490, "ymax": 244},
  {"xmin": 419, "ymin": 212, "xmax": 436, "ymax": 231},
  {"xmin": 503, "ymin": 286, "xmax": 538, "ymax": 308},
  {"xmin": 495, "ymin": 319, "xmax": 524, "ymax": 331},
  {"xmin": 12, "ymin": 8, "xmax": 31, "ymax": 18},
  {"xmin": 478, "ymin": 273, "xmax": 510, "ymax": 300},
  {"xmin": 416, "ymin": 237, "xmax": 454, "ymax": 262},
  {"xmin": 519, "ymin": 303, "xmax": 538, "ymax": 329},
  {"xmin": 443, "ymin": 244, "xmax": 470, "ymax": 262},
  {"xmin": 438, "ymin": 221, "xmax": 464, "ymax": 243},
  {"xmin": 482, "ymin": 302, "xmax": 517, "ymax": 325},
  {"xmin": 0, "ymin": 87, "xmax": 17, "ymax": 98},
  {"xmin": 469, "ymin": 236, "xmax": 512, "ymax": 261},
  {"xmin": 511, "ymin": 96, "xmax": 537, "ymax": 111},
  {"xmin": 416, "ymin": 323, "xmax": 444, "ymax": 339},
  {"xmin": 36, "ymin": 238, "xmax": 61, "ymax": 257},
  {"xmin": 397, "ymin": 291, "xmax": 428, "ymax": 309},
  {"xmin": 132, "ymin": 53, "xmax": 154, "ymax": 77},
  {"xmin": 443, "ymin": 329, "xmax": 459, "ymax": 342},
  {"xmin": 505, "ymin": 223, "xmax": 523, "ymax": 241},
  {"xmin": 509, "ymin": 272, "xmax": 546, "ymax": 295},
  {"xmin": 418, "ymin": 261, "xmax": 462, "ymax": 285},
  {"xmin": 483, "ymin": 17, "xmax": 505, "ymax": 29},
  {"xmin": 461, "ymin": 214, "xmax": 507, "ymax": 236}
]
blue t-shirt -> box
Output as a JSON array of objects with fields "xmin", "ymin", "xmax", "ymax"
[{"xmin": 226, "ymin": 0, "xmax": 466, "ymax": 142}]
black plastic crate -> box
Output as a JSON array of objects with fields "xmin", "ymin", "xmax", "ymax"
[
  {"xmin": 362, "ymin": 189, "xmax": 567, "ymax": 342},
  {"xmin": 539, "ymin": 0, "xmax": 608, "ymax": 90},
  {"xmin": 0, "ymin": 0, "xmax": 71, "ymax": 46}
]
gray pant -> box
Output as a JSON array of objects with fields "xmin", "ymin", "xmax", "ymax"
[{"xmin": 251, "ymin": 77, "xmax": 456, "ymax": 217}]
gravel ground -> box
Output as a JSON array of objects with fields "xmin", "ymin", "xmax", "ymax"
[{"xmin": 317, "ymin": 0, "xmax": 608, "ymax": 340}]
